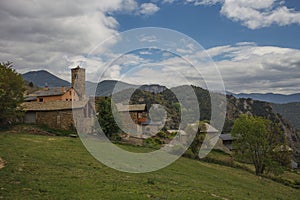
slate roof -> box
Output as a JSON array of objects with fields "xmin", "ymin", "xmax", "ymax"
[
  {"xmin": 116, "ymin": 104, "xmax": 147, "ymax": 112},
  {"xmin": 24, "ymin": 96, "xmax": 38, "ymax": 101},
  {"xmin": 219, "ymin": 134, "xmax": 234, "ymax": 141},
  {"xmin": 24, "ymin": 87, "xmax": 71, "ymax": 101},
  {"xmin": 33, "ymin": 87, "xmax": 70, "ymax": 97},
  {"xmin": 21, "ymin": 99, "xmax": 89, "ymax": 111},
  {"xmin": 204, "ymin": 123, "xmax": 219, "ymax": 133}
]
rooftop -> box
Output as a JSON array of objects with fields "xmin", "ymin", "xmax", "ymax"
[
  {"xmin": 24, "ymin": 87, "xmax": 71, "ymax": 100},
  {"xmin": 116, "ymin": 104, "xmax": 147, "ymax": 112},
  {"xmin": 203, "ymin": 123, "xmax": 219, "ymax": 133},
  {"xmin": 21, "ymin": 99, "xmax": 89, "ymax": 111},
  {"xmin": 219, "ymin": 134, "xmax": 235, "ymax": 141}
]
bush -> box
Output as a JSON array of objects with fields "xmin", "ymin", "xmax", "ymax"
[
  {"xmin": 156, "ymin": 131, "xmax": 167, "ymax": 139},
  {"xmin": 110, "ymin": 133, "xmax": 122, "ymax": 142},
  {"xmin": 183, "ymin": 149, "xmax": 196, "ymax": 159},
  {"xmin": 143, "ymin": 138, "xmax": 161, "ymax": 149}
]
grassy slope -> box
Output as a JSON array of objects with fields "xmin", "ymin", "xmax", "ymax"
[{"xmin": 0, "ymin": 132, "xmax": 299, "ymax": 200}]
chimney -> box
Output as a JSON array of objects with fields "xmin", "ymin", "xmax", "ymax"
[
  {"xmin": 44, "ymin": 83, "xmax": 49, "ymax": 91},
  {"xmin": 61, "ymin": 86, "xmax": 65, "ymax": 93}
]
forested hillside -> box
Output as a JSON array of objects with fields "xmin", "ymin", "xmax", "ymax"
[
  {"xmin": 113, "ymin": 85, "xmax": 300, "ymax": 160},
  {"xmin": 272, "ymin": 102, "xmax": 300, "ymax": 131}
]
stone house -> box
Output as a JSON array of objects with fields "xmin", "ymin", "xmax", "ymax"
[
  {"xmin": 169, "ymin": 123, "xmax": 219, "ymax": 145},
  {"xmin": 219, "ymin": 133, "xmax": 235, "ymax": 151},
  {"xmin": 116, "ymin": 104, "xmax": 148, "ymax": 123},
  {"xmin": 22, "ymin": 100, "xmax": 94, "ymax": 132},
  {"xmin": 116, "ymin": 104, "xmax": 148, "ymax": 137}
]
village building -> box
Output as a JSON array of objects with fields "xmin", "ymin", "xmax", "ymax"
[
  {"xmin": 22, "ymin": 66, "xmax": 94, "ymax": 133},
  {"xmin": 219, "ymin": 133, "xmax": 235, "ymax": 151},
  {"xmin": 116, "ymin": 103, "xmax": 147, "ymax": 138},
  {"xmin": 116, "ymin": 104, "xmax": 148, "ymax": 124},
  {"xmin": 116, "ymin": 103, "xmax": 166, "ymax": 139},
  {"xmin": 168, "ymin": 123, "xmax": 220, "ymax": 145}
]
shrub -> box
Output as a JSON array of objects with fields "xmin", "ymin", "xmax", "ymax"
[{"xmin": 183, "ymin": 149, "xmax": 196, "ymax": 159}]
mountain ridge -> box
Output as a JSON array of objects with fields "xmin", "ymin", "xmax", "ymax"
[
  {"xmin": 22, "ymin": 70, "xmax": 70, "ymax": 88},
  {"xmin": 23, "ymin": 70, "xmax": 300, "ymax": 103},
  {"xmin": 231, "ymin": 92, "xmax": 300, "ymax": 104},
  {"xmin": 22, "ymin": 70, "xmax": 167, "ymax": 96}
]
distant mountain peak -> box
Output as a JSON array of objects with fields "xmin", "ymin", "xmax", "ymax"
[{"xmin": 22, "ymin": 70, "xmax": 70, "ymax": 88}]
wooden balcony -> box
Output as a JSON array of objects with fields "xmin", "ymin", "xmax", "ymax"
[{"xmin": 137, "ymin": 117, "xmax": 147, "ymax": 124}]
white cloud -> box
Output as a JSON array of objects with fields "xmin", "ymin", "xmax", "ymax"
[
  {"xmin": 138, "ymin": 35, "xmax": 158, "ymax": 42},
  {"xmin": 103, "ymin": 64, "xmax": 121, "ymax": 80},
  {"xmin": 221, "ymin": 0, "xmax": 300, "ymax": 29},
  {"xmin": 162, "ymin": 0, "xmax": 176, "ymax": 4},
  {"xmin": 139, "ymin": 51, "xmax": 152, "ymax": 55},
  {"xmin": 192, "ymin": 0, "xmax": 224, "ymax": 6},
  {"xmin": 0, "ymin": 0, "xmax": 146, "ymax": 81},
  {"xmin": 167, "ymin": 0, "xmax": 300, "ymax": 29},
  {"xmin": 206, "ymin": 43, "xmax": 300, "ymax": 94},
  {"xmin": 138, "ymin": 3, "xmax": 160, "ymax": 16},
  {"xmin": 113, "ymin": 53, "xmax": 148, "ymax": 67},
  {"xmin": 111, "ymin": 43, "xmax": 300, "ymax": 94}
]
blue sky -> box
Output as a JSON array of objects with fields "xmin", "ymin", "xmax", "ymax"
[
  {"xmin": 115, "ymin": 1, "xmax": 300, "ymax": 49},
  {"xmin": 0, "ymin": 0, "xmax": 300, "ymax": 94}
]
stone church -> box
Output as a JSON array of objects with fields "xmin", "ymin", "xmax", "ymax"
[{"xmin": 22, "ymin": 67, "xmax": 95, "ymax": 133}]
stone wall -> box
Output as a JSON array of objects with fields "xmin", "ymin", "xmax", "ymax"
[
  {"xmin": 36, "ymin": 110, "xmax": 75, "ymax": 131},
  {"xmin": 35, "ymin": 108, "xmax": 94, "ymax": 133}
]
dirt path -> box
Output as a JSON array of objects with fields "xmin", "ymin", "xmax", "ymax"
[{"xmin": 0, "ymin": 157, "xmax": 6, "ymax": 169}]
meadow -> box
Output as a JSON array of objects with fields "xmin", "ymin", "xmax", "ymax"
[{"xmin": 0, "ymin": 130, "xmax": 299, "ymax": 199}]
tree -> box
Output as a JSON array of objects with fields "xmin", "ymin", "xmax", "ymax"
[
  {"xmin": 28, "ymin": 82, "xmax": 34, "ymax": 87},
  {"xmin": 97, "ymin": 97, "xmax": 120, "ymax": 138},
  {"xmin": 0, "ymin": 62, "xmax": 25, "ymax": 125},
  {"xmin": 231, "ymin": 114, "xmax": 290, "ymax": 175}
]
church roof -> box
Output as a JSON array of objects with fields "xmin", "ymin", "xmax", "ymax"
[
  {"xmin": 21, "ymin": 99, "xmax": 88, "ymax": 111},
  {"xmin": 30, "ymin": 87, "xmax": 71, "ymax": 97}
]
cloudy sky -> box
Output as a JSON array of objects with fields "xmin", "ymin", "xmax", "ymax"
[{"xmin": 0, "ymin": 0, "xmax": 300, "ymax": 94}]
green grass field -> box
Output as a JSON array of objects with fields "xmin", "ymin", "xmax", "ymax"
[{"xmin": 0, "ymin": 130, "xmax": 300, "ymax": 200}]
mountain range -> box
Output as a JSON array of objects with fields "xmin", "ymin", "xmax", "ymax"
[
  {"xmin": 22, "ymin": 70, "xmax": 300, "ymax": 132},
  {"xmin": 230, "ymin": 92, "xmax": 300, "ymax": 104},
  {"xmin": 23, "ymin": 70, "xmax": 300, "ymax": 104},
  {"xmin": 22, "ymin": 70, "xmax": 167, "ymax": 97}
]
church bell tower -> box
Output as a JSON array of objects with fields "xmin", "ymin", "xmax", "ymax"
[{"xmin": 71, "ymin": 66, "xmax": 86, "ymax": 100}]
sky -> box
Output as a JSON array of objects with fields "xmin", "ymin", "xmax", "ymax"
[{"xmin": 0, "ymin": 0, "xmax": 300, "ymax": 94}]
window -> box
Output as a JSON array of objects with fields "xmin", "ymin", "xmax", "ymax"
[
  {"xmin": 39, "ymin": 98, "xmax": 43, "ymax": 102},
  {"xmin": 69, "ymin": 91, "xmax": 72, "ymax": 95}
]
